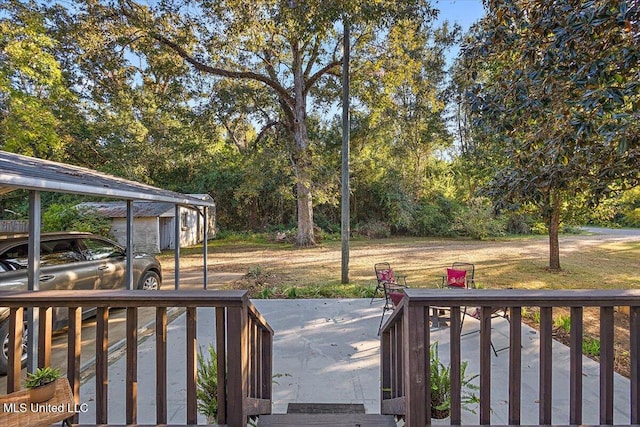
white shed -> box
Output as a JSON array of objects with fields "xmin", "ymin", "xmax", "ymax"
[{"xmin": 78, "ymin": 194, "xmax": 215, "ymax": 253}]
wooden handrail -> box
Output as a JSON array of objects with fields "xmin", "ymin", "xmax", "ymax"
[
  {"xmin": 380, "ymin": 289, "xmax": 640, "ymax": 427},
  {"xmin": 0, "ymin": 290, "xmax": 272, "ymax": 427}
]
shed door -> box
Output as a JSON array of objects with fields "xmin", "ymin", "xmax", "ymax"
[{"xmin": 159, "ymin": 217, "xmax": 174, "ymax": 250}]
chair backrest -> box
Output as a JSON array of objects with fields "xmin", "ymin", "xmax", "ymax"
[
  {"xmin": 374, "ymin": 262, "xmax": 395, "ymax": 285},
  {"xmin": 451, "ymin": 262, "xmax": 475, "ymax": 288}
]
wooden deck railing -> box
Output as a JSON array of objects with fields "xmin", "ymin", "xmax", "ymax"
[
  {"xmin": 0, "ymin": 289, "xmax": 273, "ymax": 427},
  {"xmin": 380, "ymin": 288, "xmax": 640, "ymax": 426}
]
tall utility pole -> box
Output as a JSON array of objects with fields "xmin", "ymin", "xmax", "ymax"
[{"xmin": 341, "ymin": 18, "xmax": 350, "ymax": 284}]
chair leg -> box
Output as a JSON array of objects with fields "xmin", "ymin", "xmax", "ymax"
[
  {"xmin": 459, "ymin": 307, "xmax": 467, "ymax": 335},
  {"xmin": 370, "ymin": 284, "xmax": 383, "ymax": 304}
]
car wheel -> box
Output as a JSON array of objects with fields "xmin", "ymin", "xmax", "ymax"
[
  {"xmin": 139, "ymin": 270, "xmax": 161, "ymax": 290},
  {"xmin": 0, "ymin": 320, "xmax": 28, "ymax": 375}
]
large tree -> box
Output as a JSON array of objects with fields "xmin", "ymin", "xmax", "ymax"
[
  {"xmin": 93, "ymin": 0, "xmax": 436, "ymax": 246},
  {"xmin": 0, "ymin": 0, "xmax": 74, "ymax": 159},
  {"xmin": 462, "ymin": 0, "xmax": 640, "ymax": 270}
]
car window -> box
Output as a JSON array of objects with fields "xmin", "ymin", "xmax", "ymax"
[
  {"xmin": 0, "ymin": 240, "xmax": 82, "ymax": 268},
  {"xmin": 82, "ymin": 238, "xmax": 124, "ymax": 260},
  {"xmin": 0, "ymin": 244, "xmax": 29, "ymax": 269},
  {"xmin": 0, "ymin": 261, "xmax": 11, "ymax": 272},
  {"xmin": 40, "ymin": 239, "xmax": 82, "ymax": 266}
]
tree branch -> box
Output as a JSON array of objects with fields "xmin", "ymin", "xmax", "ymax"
[
  {"xmin": 304, "ymin": 58, "xmax": 342, "ymax": 95},
  {"xmin": 148, "ymin": 31, "xmax": 295, "ymax": 110}
]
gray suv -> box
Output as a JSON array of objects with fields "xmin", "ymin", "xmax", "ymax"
[{"xmin": 0, "ymin": 232, "xmax": 162, "ymax": 373}]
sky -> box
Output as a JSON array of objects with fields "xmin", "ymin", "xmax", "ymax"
[
  {"xmin": 436, "ymin": 0, "xmax": 486, "ymax": 32},
  {"xmin": 435, "ymin": 0, "xmax": 487, "ymax": 64}
]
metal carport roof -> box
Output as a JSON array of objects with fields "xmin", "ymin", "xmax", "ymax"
[
  {"xmin": 0, "ymin": 150, "xmax": 214, "ymax": 207},
  {"xmin": 0, "ymin": 150, "xmax": 214, "ymax": 372}
]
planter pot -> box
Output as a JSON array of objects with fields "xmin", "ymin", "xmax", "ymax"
[
  {"xmin": 431, "ymin": 415, "xmax": 451, "ymax": 425},
  {"xmin": 29, "ymin": 380, "xmax": 56, "ymax": 403}
]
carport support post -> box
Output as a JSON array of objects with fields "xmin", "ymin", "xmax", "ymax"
[
  {"xmin": 126, "ymin": 200, "xmax": 134, "ymax": 290},
  {"xmin": 27, "ymin": 190, "xmax": 41, "ymax": 373},
  {"xmin": 174, "ymin": 204, "xmax": 180, "ymax": 289},
  {"xmin": 203, "ymin": 207, "xmax": 208, "ymax": 290}
]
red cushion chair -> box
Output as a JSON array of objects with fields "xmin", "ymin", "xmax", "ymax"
[{"xmin": 446, "ymin": 268, "xmax": 467, "ymax": 288}]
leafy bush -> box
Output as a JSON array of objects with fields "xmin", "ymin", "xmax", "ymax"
[
  {"xmin": 353, "ymin": 220, "xmax": 391, "ymax": 239},
  {"xmin": 429, "ymin": 342, "xmax": 479, "ymax": 419},
  {"xmin": 42, "ymin": 204, "xmax": 112, "ymax": 237},
  {"xmin": 411, "ymin": 196, "xmax": 461, "ymax": 237},
  {"xmin": 505, "ymin": 213, "xmax": 532, "ymax": 235},
  {"xmin": 454, "ymin": 198, "xmax": 505, "ymax": 240}
]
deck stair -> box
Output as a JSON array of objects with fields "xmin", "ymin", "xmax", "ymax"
[{"xmin": 258, "ymin": 403, "xmax": 396, "ymax": 426}]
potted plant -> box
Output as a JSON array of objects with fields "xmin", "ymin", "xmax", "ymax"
[
  {"xmin": 25, "ymin": 366, "xmax": 61, "ymax": 403},
  {"xmin": 196, "ymin": 344, "xmax": 218, "ymax": 424},
  {"xmin": 430, "ymin": 342, "xmax": 479, "ymax": 420}
]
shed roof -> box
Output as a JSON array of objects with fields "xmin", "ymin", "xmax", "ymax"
[{"xmin": 0, "ymin": 151, "xmax": 215, "ymax": 207}]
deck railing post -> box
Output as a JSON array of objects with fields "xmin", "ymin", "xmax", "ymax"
[
  {"xmin": 156, "ymin": 307, "xmax": 168, "ymax": 424},
  {"xmin": 126, "ymin": 307, "xmax": 138, "ymax": 424},
  {"xmin": 261, "ymin": 326, "xmax": 273, "ymax": 400},
  {"xmin": 403, "ymin": 300, "xmax": 427, "ymax": 427},
  {"xmin": 600, "ymin": 306, "xmax": 614, "ymax": 424},
  {"xmin": 479, "ymin": 306, "xmax": 492, "ymax": 424},
  {"xmin": 67, "ymin": 306, "xmax": 82, "ymax": 425},
  {"xmin": 7, "ymin": 307, "xmax": 23, "ymax": 393},
  {"xmin": 631, "ymin": 306, "xmax": 639, "ymax": 424},
  {"xmin": 216, "ymin": 307, "xmax": 228, "ymax": 424},
  {"xmin": 508, "ymin": 307, "xmax": 522, "ymax": 425},
  {"xmin": 570, "ymin": 306, "xmax": 583, "ymax": 424},
  {"xmin": 186, "ymin": 307, "xmax": 198, "ymax": 424},
  {"xmin": 227, "ymin": 304, "xmax": 248, "ymax": 427}
]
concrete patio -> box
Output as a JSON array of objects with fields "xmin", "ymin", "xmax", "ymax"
[{"xmin": 76, "ymin": 298, "xmax": 632, "ymax": 425}]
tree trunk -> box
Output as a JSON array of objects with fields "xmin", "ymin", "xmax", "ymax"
[
  {"xmin": 291, "ymin": 49, "xmax": 315, "ymax": 247},
  {"xmin": 548, "ymin": 194, "xmax": 561, "ymax": 271}
]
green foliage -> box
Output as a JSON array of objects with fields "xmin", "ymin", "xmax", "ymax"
[
  {"xmin": 429, "ymin": 342, "xmax": 479, "ymax": 419},
  {"xmin": 461, "ymin": 0, "xmax": 640, "ymax": 269},
  {"xmin": 553, "ymin": 315, "xmax": 571, "ymax": 334},
  {"xmin": 583, "ymin": 337, "xmax": 601, "ymax": 357},
  {"xmin": 353, "ymin": 220, "xmax": 391, "ymax": 239},
  {"xmin": 412, "ymin": 196, "xmax": 461, "ymax": 237},
  {"xmin": 247, "ymin": 265, "xmax": 263, "ymax": 280},
  {"xmin": 25, "ymin": 366, "xmax": 61, "ymax": 389},
  {"xmin": 0, "ymin": 1, "xmax": 74, "ymax": 160},
  {"xmin": 196, "ymin": 345, "xmax": 218, "ymax": 423},
  {"xmin": 453, "ymin": 198, "xmax": 505, "ymax": 240},
  {"xmin": 42, "ymin": 203, "xmax": 112, "ymax": 237}
]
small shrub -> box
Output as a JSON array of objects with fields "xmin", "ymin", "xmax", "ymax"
[
  {"xmin": 553, "ymin": 314, "xmax": 571, "ymax": 334},
  {"xmin": 285, "ymin": 286, "xmax": 298, "ymax": 299},
  {"xmin": 531, "ymin": 309, "xmax": 541, "ymax": 324},
  {"xmin": 505, "ymin": 213, "xmax": 532, "ymax": 235},
  {"xmin": 454, "ymin": 198, "xmax": 505, "ymax": 240},
  {"xmin": 197, "ymin": 345, "xmax": 218, "ymax": 423},
  {"xmin": 354, "ymin": 220, "xmax": 391, "ymax": 239},
  {"xmin": 583, "ymin": 337, "xmax": 601, "ymax": 357},
  {"xmin": 247, "ymin": 265, "xmax": 263, "ymax": 279},
  {"xmin": 430, "ymin": 342, "xmax": 479, "ymax": 419}
]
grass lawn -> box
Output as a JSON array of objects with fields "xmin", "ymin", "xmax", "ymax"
[
  {"xmin": 161, "ymin": 232, "xmax": 640, "ymax": 296},
  {"xmin": 160, "ymin": 231, "xmax": 639, "ymax": 377}
]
